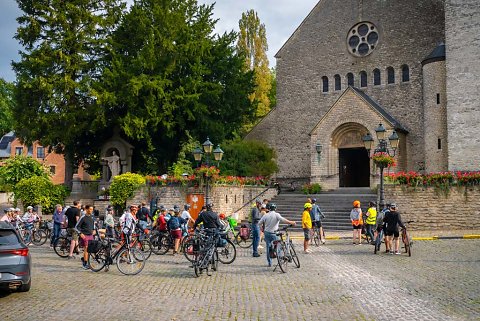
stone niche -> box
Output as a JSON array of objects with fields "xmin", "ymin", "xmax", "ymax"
[{"xmin": 99, "ymin": 131, "xmax": 134, "ymax": 189}]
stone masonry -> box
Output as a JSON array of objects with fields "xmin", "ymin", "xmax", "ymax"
[{"xmin": 384, "ymin": 185, "xmax": 480, "ymax": 230}]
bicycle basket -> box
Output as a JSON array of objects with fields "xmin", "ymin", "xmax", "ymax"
[{"xmin": 87, "ymin": 240, "xmax": 103, "ymax": 254}]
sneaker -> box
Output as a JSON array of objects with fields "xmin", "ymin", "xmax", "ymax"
[
  {"xmin": 67, "ymin": 255, "xmax": 75, "ymax": 260},
  {"xmin": 304, "ymin": 250, "xmax": 310, "ymax": 254},
  {"xmin": 389, "ymin": 251, "xmax": 394, "ymax": 255},
  {"xmin": 267, "ymin": 263, "xmax": 272, "ymax": 267},
  {"xmin": 82, "ymin": 263, "xmax": 89, "ymax": 270},
  {"xmin": 253, "ymin": 253, "xmax": 261, "ymax": 257},
  {"xmin": 258, "ymin": 245, "xmax": 264, "ymax": 249},
  {"xmin": 321, "ymin": 240, "xmax": 326, "ymax": 244},
  {"xmin": 395, "ymin": 251, "xmax": 401, "ymax": 255}
]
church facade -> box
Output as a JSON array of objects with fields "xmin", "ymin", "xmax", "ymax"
[{"xmin": 247, "ymin": 0, "xmax": 480, "ymax": 189}]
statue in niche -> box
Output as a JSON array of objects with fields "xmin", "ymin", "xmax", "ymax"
[{"xmin": 102, "ymin": 150, "xmax": 120, "ymax": 181}]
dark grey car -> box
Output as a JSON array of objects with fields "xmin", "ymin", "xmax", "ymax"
[{"xmin": 0, "ymin": 221, "xmax": 32, "ymax": 292}]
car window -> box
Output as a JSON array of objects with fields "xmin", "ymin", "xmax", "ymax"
[{"xmin": 0, "ymin": 230, "xmax": 20, "ymax": 245}]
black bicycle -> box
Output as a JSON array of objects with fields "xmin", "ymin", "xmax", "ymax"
[{"xmin": 192, "ymin": 229, "xmax": 220, "ymax": 277}]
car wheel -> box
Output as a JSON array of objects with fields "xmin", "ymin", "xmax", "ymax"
[{"xmin": 18, "ymin": 279, "xmax": 31, "ymax": 292}]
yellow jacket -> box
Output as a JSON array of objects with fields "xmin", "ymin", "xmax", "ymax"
[{"xmin": 302, "ymin": 210, "xmax": 312, "ymax": 229}]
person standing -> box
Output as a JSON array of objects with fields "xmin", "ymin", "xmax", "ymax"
[
  {"xmin": 258, "ymin": 203, "xmax": 296, "ymax": 267},
  {"xmin": 181, "ymin": 204, "xmax": 195, "ymax": 227},
  {"xmin": 350, "ymin": 200, "xmax": 363, "ymax": 245},
  {"xmin": 104, "ymin": 206, "xmax": 115, "ymax": 237},
  {"xmin": 311, "ymin": 198, "xmax": 326, "ymax": 244},
  {"xmin": 51, "ymin": 204, "xmax": 64, "ymax": 247},
  {"xmin": 251, "ymin": 199, "xmax": 262, "ymax": 257},
  {"xmin": 65, "ymin": 201, "xmax": 81, "ymax": 259},
  {"xmin": 193, "ymin": 204, "xmax": 222, "ymax": 229},
  {"xmin": 137, "ymin": 202, "xmax": 150, "ymax": 229},
  {"xmin": 365, "ymin": 202, "xmax": 377, "ymax": 244},
  {"xmin": 302, "ymin": 203, "xmax": 313, "ymax": 253},
  {"xmin": 75, "ymin": 205, "xmax": 95, "ymax": 269},
  {"xmin": 167, "ymin": 206, "xmax": 187, "ymax": 255},
  {"xmin": 383, "ymin": 203, "xmax": 405, "ymax": 254}
]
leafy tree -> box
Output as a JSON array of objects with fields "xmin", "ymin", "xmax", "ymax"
[
  {"xmin": 268, "ymin": 67, "xmax": 277, "ymax": 109},
  {"xmin": 0, "ymin": 78, "xmax": 15, "ymax": 136},
  {"xmin": 14, "ymin": 176, "xmax": 68, "ymax": 214},
  {"xmin": 97, "ymin": 0, "xmax": 255, "ymax": 174},
  {"xmin": 218, "ymin": 139, "xmax": 278, "ymax": 177},
  {"xmin": 109, "ymin": 173, "xmax": 145, "ymax": 207},
  {"xmin": 12, "ymin": 0, "xmax": 125, "ymax": 187},
  {"xmin": 237, "ymin": 10, "xmax": 272, "ymax": 126},
  {"xmin": 0, "ymin": 156, "xmax": 50, "ymax": 190}
]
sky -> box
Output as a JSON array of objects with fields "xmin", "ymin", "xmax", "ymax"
[{"xmin": 0, "ymin": 0, "xmax": 319, "ymax": 82}]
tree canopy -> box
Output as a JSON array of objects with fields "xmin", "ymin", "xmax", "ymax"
[
  {"xmin": 12, "ymin": 0, "xmax": 125, "ymax": 185},
  {"xmin": 0, "ymin": 156, "xmax": 50, "ymax": 190},
  {"xmin": 237, "ymin": 10, "xmax": 272, "ymax": 126},
  {"xmin": 0, "ymin": 78, "xmax": 15, "ymax": 136},
  {"xmin": 97, "ymin": 0, "xmax": 255, "ymax": 174}
]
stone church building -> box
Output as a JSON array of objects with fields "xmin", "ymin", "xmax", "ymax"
[{"xmin": 247, "ymin": 0, "xmax": 480, "ymax": 190}]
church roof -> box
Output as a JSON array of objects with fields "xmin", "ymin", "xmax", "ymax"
[
  {"xmin": 350, "ymin": 87, "xmax": 409, "ymax": 133},
  {"xmin": 421, "ymin": 43, "xmax": 445, "ymax": 65},
  {"xmin": 310, "ymin": 87, "xmax": 409, "ymax": 135}
]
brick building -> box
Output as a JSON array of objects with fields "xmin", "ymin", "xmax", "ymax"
[
  {"xmin": 247, "ymin": 0, "xmax": 480, "ymax": 190},
  {"xmin": 0, "ymin": 131, "xmax": 89, "ymax": 185}
]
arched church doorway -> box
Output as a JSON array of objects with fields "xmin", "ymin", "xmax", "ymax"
[
  {"xmin": 332, "ymin": 122, "xmax": 370, "ymax": 188},
  {"xmin": 339, "ymin": 148, "xmax": 370, "ymax": 187}
]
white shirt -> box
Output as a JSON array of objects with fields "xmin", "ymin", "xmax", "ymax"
[
  {"xmin": 119, "ymin": 212, "xmax": 137, "ymax": 234},
  {"xmin": 258, "ymin": 211, "xmax": 288, "ymax": 233},
  {"xmin": 181, "ymin": 210, "xmax": 192, "ymax": 221}
]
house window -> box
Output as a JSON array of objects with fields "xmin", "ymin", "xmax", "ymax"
[
  {"xmin": 347, "ymin": 73, "xmax": 354, "ymax": 86},
  {"xmin": 373, "ymin": 68, "xmax": 381, "ymax": 85},
  {"xmin": 15, "ymin": 147, "xmax": 23, "ymax": 155},
  {"xmin": 50, "ymin": 166, "xmax": 56, "ymax": 175},
  {"xmin": 438, "ymin": 138, "xmax": 442, "ymax": 150},
  {"xmin": 322, "ymin": 76, "xmax": 329, "ymax": 93},
  {"xmin": 360, "ymin": 71, "xmax": 367, "ymax": 87},
  {"xmin": 334, "ymin": 74, "xmax": 341, "ymax": 91},
  {"xmin": 387, "ymin": 67, "xmax": 395, "ymax": 84},
  {"xmin": 401, "ymin": 65, "xmax": 409, "ymax": 82},
  {"xmin": 436, "ymin": 93, "xmax": 440, "ymax": 105},
  {"xmin": 37, "ymin": 147, "xmax": 45, "ymax": 159}
]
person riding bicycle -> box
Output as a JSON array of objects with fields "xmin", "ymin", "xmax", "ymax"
[
  {"xmin": 193, "ymin": 203, "xmax": 222, "ymax": 230},
  {"xmin": 258, "ymin": 203, "xmax": 296, "ymax": 267},
  {"xmin": 383, "ymin": 203, "xmax": 405, "ymax": 255},
  {"xmin": 311, "ymin": 198, "xmax": 326, "ymax": 244}
]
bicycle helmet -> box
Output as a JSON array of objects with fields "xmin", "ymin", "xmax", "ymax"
[
  {"xmin": 304, "ymin": 202, "xmax": 312, "ymax": 209},
  {"xmin": 353, "ymin": 200, "xmax": 360, "ymax": 208},
  {"xmin": 184, "ymin": 204, "xmax": 191, "ymax": 210},
  {"xmin": 219, "ymin": 213, "xmax": 226, "ymax": 220},
  {"xmin": 268, "ymin": 203, "xmax": 277, "ymax": 211},
  {"xmin": 390, "ymin": 203, "xmax": 397, "ymax": 209},
  {"xmin": 173, "ymin": 205, "xmax": 180, "ymax": 212},
  {"xmin": 311, "ymin": 198, "xmax": 317, "ymax": 204},
  {"xmin": 206, "ymin": 203, "xmax": 214, "ymax": 211}
]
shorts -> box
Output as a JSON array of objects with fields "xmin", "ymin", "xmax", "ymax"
[
  {"xmin": 79, "ymin": 234, "xmax": 94, "ymax": 247},
  {"xmin": 385, "ymin": 229, "xmax": 399, "ymax": 238},
  {"xmin": 313, "ymin": 221, "xmax": 322, "ymax": 228},
  {"xmin": 352, "ymin": 224, "xmax": 363, "ymax": 230},
  {"xmin": 170, "ymin": 229, "xmax": 182, "ymax": 239},
  {"xmin": 303, "ymin": 228, "xmax": 311, "ymax": 240},
  {"xmin": 67, "ymin": 228, "xmax": 79, "ymax": 241}
]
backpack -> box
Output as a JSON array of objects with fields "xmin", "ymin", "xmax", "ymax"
[{"xmin": 167, "ymin": 216, "xmax": 180, "ymax": 230}]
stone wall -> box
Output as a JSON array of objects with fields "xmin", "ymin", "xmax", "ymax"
[
  {"xmin": 445, "ymin": 0, "xmax": 480, "ymax": 171},
  {"xmin": 384, "ymin": 185, "xmax": 480, "ymax": 230},
  {"xmin": 128, "ymin": 185, "xmax": 278, "ymax": 221}
]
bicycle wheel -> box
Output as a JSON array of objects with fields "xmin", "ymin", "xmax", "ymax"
[
  {"xmin": 403, "ymin": 230, "xmax": 411, "ymax": 257},
  {"xmin": 32, "ymin": 230, "xmax": 47, "ymax": 246},
  {"xmin": 313, "ymin": 229, "xmax": 320, "ymax": 246},
  {"xmin": 157, "ymin": 235, "xmax": 171, "ymax": 255},
  {"xmin": 137, "ymin": 239, "xmax": 152, "ymax": 260},
  {"xmin": 116, "ymin": 248, "xmax": 145, "ymax": 275},
  {"xmin": 23, "ymin": 230, "xmax": 33, "ymax": 246},
  {"xmin": 150, "ymin": 234, "xmax": 163, "ymax": 255},
  {"xmin": 182, "ymin": 237, "xmax": 198, "ymax": 263},
  {"xmin": 289, "ymin": 242, "xmax": 300, "ymax": 268},
  {"xmin": 54, "ymin": 237, "xmax": 70, "ymax": 258},
  {"xmin": 218, "ymin": 239, "xmax": 236, "ymax": 264},
  {"xmin": 235, "ymin": 232, "xmax": 253, "ymax": 248},
  {"xmin": 193, "ymin": 259, "xmax": 201, "ymax": 277},
  {"xmin": 88, "ymin": 247, "xmax": 108, "ymax": 272},
  {"xmin": 276, "ymin": 243, "xmax": 288, "ymax": 273},
  {"xmin": 211, "ymin": 250, "xmax": 219, "ymax": 272}
]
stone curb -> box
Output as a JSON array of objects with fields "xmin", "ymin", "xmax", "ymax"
[{"xmin": 288, "ymin": 234, "xmax": 480, "ymax": 241}]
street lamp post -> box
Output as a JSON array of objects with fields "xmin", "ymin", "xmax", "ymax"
[
  {"xmin": 192, "ymin": 137, "xmax": 224, "ymax": 206},
  {"xmin": 362, "ymin": 124, "xmax": 399, "ymax": 210}
]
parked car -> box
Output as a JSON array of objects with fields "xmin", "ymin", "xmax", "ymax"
[{"xmin": 0, "ymin": 221, "xmax": 32, "ymax": 292}]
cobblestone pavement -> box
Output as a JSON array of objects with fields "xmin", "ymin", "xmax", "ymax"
[{"xmin": 1, "ymin": 239, "xmax": 479, "ymax": 321}]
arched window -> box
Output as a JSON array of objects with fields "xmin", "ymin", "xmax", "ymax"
[
  {"xmin": 360, "ymin": 71, "xmax": 367, "ymax": 87},
  {"xmin": 401, "ymin": 65, "xmax": 410, "ymax": 82},
  {"xmin": 347, "ymin": 73, "xmax": 354, "ymax": 87},
  {"xmin": 322, "ymin": 76, "xmax": 329, "ymax": 93},
  {"xmin": 334, "ymin": 74, "xmax": 341, "ymax": 91},
  {"xmin": 373, "ymin": 68, "xmax": 381, "ymax": 86},
  {"xmin": 387, "ymin": 67, "xmax": 395, "ymax": 84}
]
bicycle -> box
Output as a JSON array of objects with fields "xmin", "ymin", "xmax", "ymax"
[
  {"xmin": 221, "ymin": 216, "xmax": 253, "ymax": 248},
  {"xmin": 192, "ymin": 229, "xmax": 220, "ymax": 277},
  {"xmin": 401, "ymin": 220, "xmax": 414, "ymax": 257},
  {"xmin": 183, "ymin": 228, "xmax": 237, "ymax": 264},
  {"xmin": 88, "ymin": 234, "xmax": 146, "ymax": 275},
  {"xmin": 272, "ymin": 225, "xmax": 300, "ymax": 273},
  {"xmin": 16, "ymin": 222, "xmax": 33, "ymax": 246},
  {"xmin": 311, "ymin": 223, "xmax": 325, "ymax": 246},
  {"xmin": 54, "ymin": 231, "xmax": 81, "ymax": 258}
]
